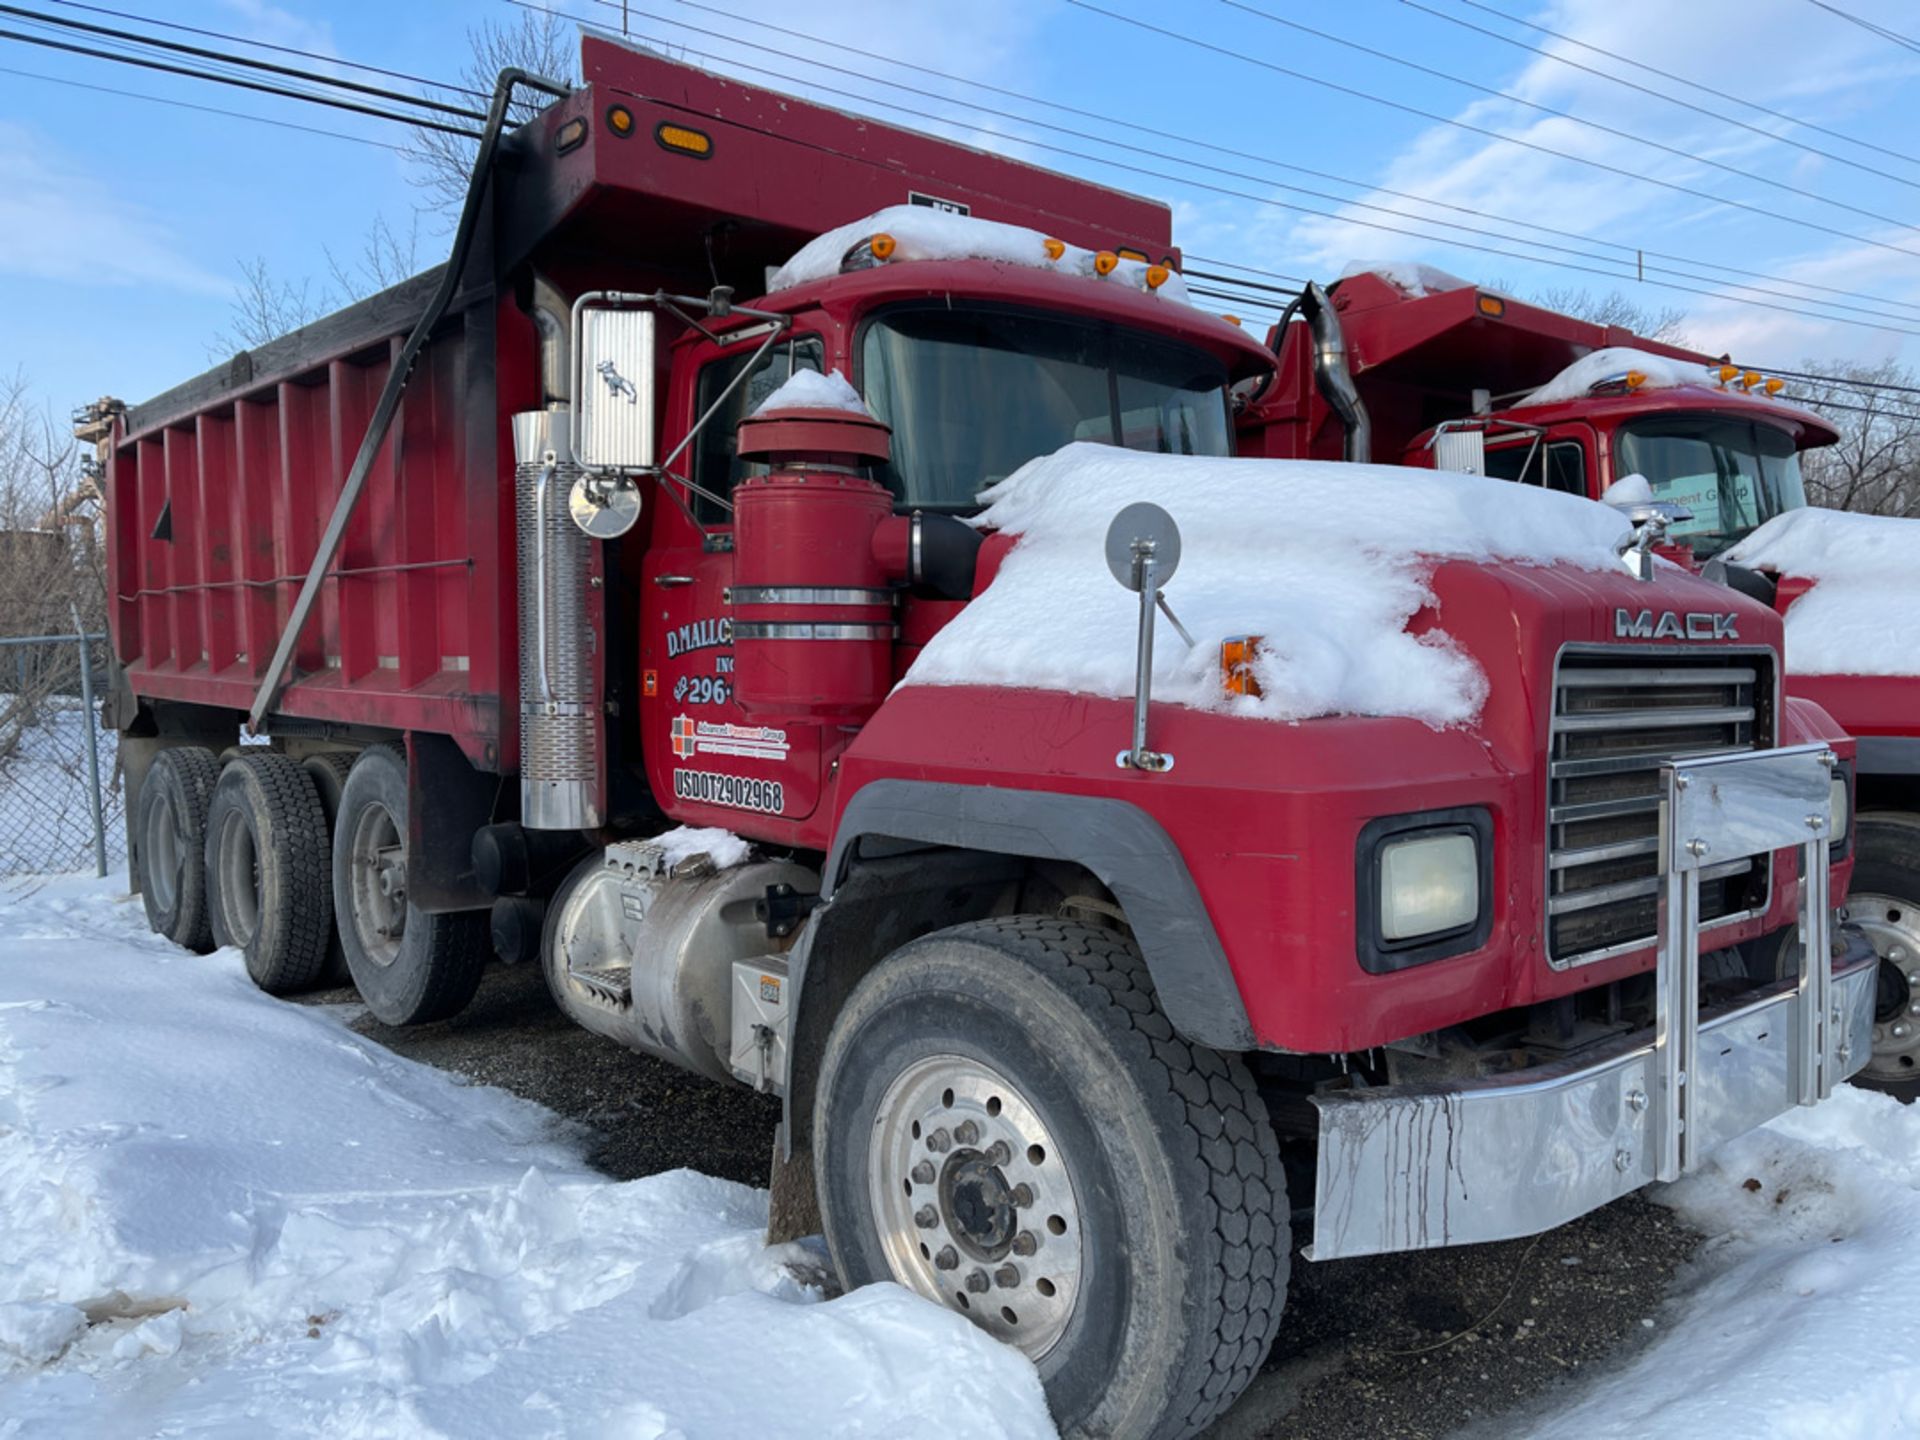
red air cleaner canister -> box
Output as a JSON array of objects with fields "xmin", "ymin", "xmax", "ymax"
[{"xmin": 729, "ymin": 405, "xmax": 896, "ymax": 721}]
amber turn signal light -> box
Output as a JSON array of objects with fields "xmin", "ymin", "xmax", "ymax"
[
  {"xmin": 1094, "ymin": 250, "xmax": 1120, "ymax": 276},
  {"xmin": 1223, "ymin": 637, "xmax": 1264, "ymax": 698}
]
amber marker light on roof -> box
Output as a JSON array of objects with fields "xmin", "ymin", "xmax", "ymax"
[
  {"xmin": 1742, "ymin": 370, "xmax": 1762, "ymax": 389},
  {"xmin": 1222, "ymin": 314, "xmax": 1242, "ymax": 326},
  {"xmin": 1765, "ymin": 377, "xmax": 1786, "ymax": 395},
  {"xmin": 1042, "ymin": 237, "xmax": 1066, "ymax": 260},
  {"xmin": 605, "ymin": 105, "xmax": 635, "ymax": 137},
  {"xmin": 1625, "ymin": 370, "xmax": 1648, "ymax": 390},
  {"xmin": 654, "ymin": 121, "xmax": 713, "ymax": 157},
  {"xmin": 1144, "ymin": 264, "xmax": 1171, "ymax": 290},
  {"xmin": 1475, "ymin": 293, "xmax": 1506, "ymax": 318},
  {"xmin": 1117, "ymin": 247, "xmax": 1149, "ymax": 262},
  {"xmin": 1094, "ymin": 250, "xmax": 1120, "ymax": 276},
  {"xmin": 869, "ymin": 233, "xmax": 897, "ymax": 260},
  {"xmin": 1718, "ymin": 364, "xmax": 1741, "ymax": 384},
  {"xmin": 556, "ymin": 116, "xmax": 588, "ymax": 154}
]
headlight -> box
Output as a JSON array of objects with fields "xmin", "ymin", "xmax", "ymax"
[
  {"xmin": 1829, "ymin": 772, "xmax": 1850, "ymax": 847},
  {"xmin": 1380, "ymin": 832, "xmax": 1481, "ymax": 941}
]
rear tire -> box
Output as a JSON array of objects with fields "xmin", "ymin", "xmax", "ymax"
[
  {"xmin": 1847, "ymin": 811, "xmax": 1920, "ymax": 1102},
  {"xmin": 302, "ymin": 752, "xmax": 358, "ymax": 987},
  {"xmin": 204, "ymin": 753, "xmax": 334, "ymax": 994},
  {"xmin": 133, "ymin": 746, "xmax": 221, "ymax": 952},
  {"xmin": 331, "ymin": 744, "xmax": 486, "ymax": 1027},
  {"xmin": 813, "ymin": 917, "xmax": 1288, "ymax": 1440}
]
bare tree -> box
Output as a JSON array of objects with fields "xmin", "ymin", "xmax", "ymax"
[
  {"xmin": 1788, "ymin": 359, "xmax": 1920, "ymax": 518},
  {"xmin": 1533, "ymin": 286, "xmax": 1690, "ymax": 345},
  {"xmin": 402, "ymin": 9, "xmax": 578, "ymax": 219},
  {"xmin": 208, "ymin": 256, "xmax": 327, "ymax": 357}
]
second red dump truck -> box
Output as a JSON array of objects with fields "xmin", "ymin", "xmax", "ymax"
[
  {"xmin": 89, "ymin": 38, "xmax": 1877, "ymax": 1439},
  {"xmin": 1237, "ymin": 270, "xmax": 1919, "ymax": 1101}
]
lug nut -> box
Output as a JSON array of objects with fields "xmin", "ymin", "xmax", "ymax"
[
  {"xmin": 926, "ymin": 1128, "xmax": 952, "ymax": 1153},
  {"xmin": 953, "ymin": 1120, "xmax": 981, "ymax": 1146},
  {"xmin": 1012, "ymin": 1230, "xmax": 1039, "ymax": 1257},
  {"xmin": 1010, "ymin": 1183, "xmax": 1034, "ymax": 1208},
  {"xmin": 984, "ymin": 1140, "xmax": 1012, "ymax": 1166},
  {"xmin": 1614, "ymin": 1150, "xmax": 1633, "ymax": 1173},
  {"xmin": 915, "ymin": 1205, "xmax": 939, "ymax": 1229},
  {"xmin": 995, "ymin": 1264, "xmax": 1021, "ymax": 1289},
  {"xmin": 966, "ymin": 1269, "xmax": 991, "ymax": 1294},
  {"xmin": 1895, "ymin": 1024, "xmax": 1911, "ymax": 1040},
  {"xmin": 934, "ymin": 1246, "xmax": 959, "ymax": 1271},
  {"xmin": 910, "ymin": 1161, "xmax": 935, "ymax": 1185}
]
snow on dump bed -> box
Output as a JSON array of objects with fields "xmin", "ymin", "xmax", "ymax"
[
  {"xmin": 1725, "ymin": 507, "xmax": 1920, "ymax": 676},
  {"xmin": 1525, "ymin": 1085, "xmax": 1920, "ymax": 1439},
  {"xmin": 750, "ymin": 366, "xmax": 871, "ymax": 418},
  {"xmin": 768, "ymin": 204, "xmax": 1196, "ymax": 306},
  {"xmin": 1517, "ymin": 345, "xmax": 1733, "ymax": 409},
  {"xmin": 0, "ymin": 874, "xmax": 1052, "ymax": 1437},
  {"xmin": 1337, "ymin": 259, "xmax": 1472, "ymax": 297},
  {"xmin": 900, "ymin": 444, "xmax": 1632, "ymax": 728}
]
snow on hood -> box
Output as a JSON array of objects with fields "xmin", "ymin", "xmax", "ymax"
[
  {"xmin": 1338, "ymin": 260, "xmax": 1472, "ymax": 297},
  {"xmin": 768, "ymin": 203, "xmax": 1197, "ymax": 307},
  {"xmin": 1725, "ymin": 507, "xmax": 1920, "ymax": 677},
  {"xmin": 899, "ymin": 443, "xmax": 1634, "ymax": 728},
  {"xmin": 750, "ymin": 366, "xmax": 871, "ymax": 418},
  {"xmin": 0, "ymin": 874, "xmax": 1053, "ymax": 1436},
  {"xmin": 1518, "ymin": 345, "xmax": 1732, "ymax": 409}
]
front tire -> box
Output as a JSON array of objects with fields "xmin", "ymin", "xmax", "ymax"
[
  {"xmin": 330, "ymin": 744, "xmax": 486, "ymax": 1027},
  {"xmin": 204, "ymin": 753, "xmax": 333, "ymax": 994},
  {"xmin": 813, "ymin": 917, "xmax": 1287, "ymax": 1440},
  {"xmin": 133, "ymin": 746, "xmax": 221, "ymax": 952},
  {"xmin": 1848, "ymin": 811, "xmax": 1920, "ymax": 1101}
]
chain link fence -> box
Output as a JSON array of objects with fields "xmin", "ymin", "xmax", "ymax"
[{"xmin": 0, "ymin": 629, "xmax": 119, "ymax": 879}]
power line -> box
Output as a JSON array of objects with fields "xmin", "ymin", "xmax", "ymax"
[
  {"xmin": 606, "ymin": 17, "xmax": 1920, "ymax": 341},
  {"xmin": 1742, "ymin": 364, "xmax": 1920, "ymax": 396},
  {"xmin": 0, "ymin": 3, "xmax": 485, "ymax": 119},
  {"xmin": 1806, "ymin": 0, "xmax": 1920, "ymax": 56},
  {"xmin": 0, "ymin": 25, "xmax": 484, "ymax": 138},
  {"xmin": 1395, "ymin": 0, "xmax": 1920, "ymax": 189},
  {"xmin": 41, "ymin": 0, "xmax": 491, "ymax": 98},
  {"xmin": 1063, "ymin": 0, "xmax": 1920, "ymax": 263},
  {"xmin": 1436, "ymin": 0, "xmax": 1920, "ymax": 170},
  {"xmin": 0, "ymin": 61, "xmax": 406, "ymax": 150},
  {"xmin": 656, "ymin": 0, "xmax": 1920, "ymax": 318}
]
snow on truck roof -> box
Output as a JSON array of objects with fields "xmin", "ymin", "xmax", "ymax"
[
  {"xmin": 899, "ymin": 444, "xmax": 1634, "ymax": 729},
  {"xmin": 767, "ymin": 204, "xmax": 1204, "ymax": 309},
  {"xmin": 1726, "ymin": 508, "xmax": 1920, "ymax": 678}
]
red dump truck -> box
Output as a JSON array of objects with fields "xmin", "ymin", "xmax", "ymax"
[
  {"xmin": 1237, "ymin": 270, "xmax": 1918, "ymax": 1099},
  {"xmin": 90, "ymin": 38, "xmax": 1876, "ymax": 1438}
]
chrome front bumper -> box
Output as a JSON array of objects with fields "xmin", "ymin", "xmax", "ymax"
[{"xmin": 1310, "ymin": 744, "xmax": 1868, "ymax": 1262}]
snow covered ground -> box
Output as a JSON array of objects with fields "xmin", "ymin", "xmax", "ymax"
[
  {"xmin": 5, "ymin": 870, "xmax": 1919, "ymax": 1439},
  {"xmin": 0, "ymin": 872, "xmax": 1051, "ymax": 1439},
  {"xmin": 0, "ymin": 696, "xmax": 121, "ymax": 879}
]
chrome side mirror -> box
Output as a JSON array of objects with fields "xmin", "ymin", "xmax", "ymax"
[{"xmin": 574, "ymin": 303, "xmax": 657, "ymax": 474}]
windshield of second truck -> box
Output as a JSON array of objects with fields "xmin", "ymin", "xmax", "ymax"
[
  {"xmin": 1614, "ymin": 415, "xmax": 1807, "ymax": 558},
  {"xmin": 859, "ymin": 304, "xmax": 1232, "ymax": 510}
]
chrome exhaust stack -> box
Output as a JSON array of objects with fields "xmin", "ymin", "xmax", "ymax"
[
  {"xmin": 1302, "ymin": 282, "xmax": 1372, "ymax": 464},
  {"xmin": 512, "ymin": 406, "xmax": 602, "ymax": 830}
]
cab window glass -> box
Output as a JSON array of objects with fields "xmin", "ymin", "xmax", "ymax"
[
  {"xmin": 1484, "ymin": 439, "xmax": 1586, "ymax": 496},
  {"xmin": 689, "ymin": 335, "xmax": 824, "ymax": 522}
]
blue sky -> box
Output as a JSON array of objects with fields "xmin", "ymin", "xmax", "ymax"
[{"xmin": 4, "ymin": 0, "xmax": 1919, "ymax": 419}]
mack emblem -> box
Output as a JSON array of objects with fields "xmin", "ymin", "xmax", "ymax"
[{"xmin": 1614, "ymin": 608, "xmax": 1739, "ymax": 641}]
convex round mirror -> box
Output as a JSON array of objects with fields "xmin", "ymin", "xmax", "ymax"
[{"xmin": 1104, "ymin": 501, "xmax": 1182, "ymax": 591}]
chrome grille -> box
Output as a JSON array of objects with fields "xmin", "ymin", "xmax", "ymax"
[{"xmin": 1547, "ymin": 650, "xmax": 1774, "ymax": 965}]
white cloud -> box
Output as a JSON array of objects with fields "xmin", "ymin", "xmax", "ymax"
[{"xmin": 0, "ymin": 123, "xmax": 229, "ymax": 296}]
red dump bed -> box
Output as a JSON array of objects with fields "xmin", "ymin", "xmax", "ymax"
[{"xmin": 105, "ymin": 37, "xmax": 1172, "ymax": 770}]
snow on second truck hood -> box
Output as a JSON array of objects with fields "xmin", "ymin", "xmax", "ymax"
[
  {"xmin": 899, "ymin": 444, "xmax": 1633, "ymax": 728},
  {"xmin": 767, "ymin": 203, "xmax": 1195, "ymax": 305},
  {"xmin": 1725, "ymin": 507, "xmax": 1920, "ymax": 677},
  {"xmin": 0, "ymin": 874, "xmax": 1052, "ymax": 1438}
]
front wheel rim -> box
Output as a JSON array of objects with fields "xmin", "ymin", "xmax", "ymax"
[
  {"xmin": 1847, "ymin": 891, "xmax": 1920, "ymax": 1084},
  {"xmin": 868, "ymin": 1053, "xmax": 1085, "ymax": 1360}
]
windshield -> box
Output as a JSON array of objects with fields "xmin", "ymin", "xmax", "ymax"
[
  {"xmin": 859, "ymin": 304, "xmax": 1232, "ymax": 510},
  {"xmin": 1614, "ymin": 415, "xmax": 1807, "ymax": 558}
]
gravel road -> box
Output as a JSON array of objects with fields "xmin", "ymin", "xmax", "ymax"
[{"xmin": 306, "ymin": 961, "xmax": 1702, "ymax": 1440}]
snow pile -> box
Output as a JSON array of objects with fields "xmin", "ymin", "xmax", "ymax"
[
  {"xmin": 901, "ymin": 444, "xmax": 1633, "ymax": 727},
  {"xmin": 1517, "ymin": 345, "xmax": 1729, "ymax": 408},
  {"xmin": 750, "ymin": 366, "xmax": 872, "ymax": 418},
  {"xmin": 768, "ymin": 204, "xmax": 1195, "ymax": 307},
  {"xmin": 651, "ymin": 824, "xmax": 753, "ymax": 872},
  {"xmin": 0, "ymin": 874, "xmax": 1053, "ymax": 1437},
  {"xmin": 1529, "ymin": 1085, "xmax": 1920, "ymax": 1439},
  {"xmin": 1601, "ymin": 472, "xmax": 1654, "ymax": 506},
  {"xmin": 1725, "ymin": 507, "xmax": 1920, "ymax": 676},
  {"xmin": 1338, "ymin": 260, "xmax": 1472, "ymax": 297}
]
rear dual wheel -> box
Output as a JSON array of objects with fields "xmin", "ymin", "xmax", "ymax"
[
  {"xmin": 814, "ymin": 918, "xmax": 1289, "ymax": 1440},
  {"xmin": 203, "ymin": 753, "xmax": 334, "ymax": 994},
  {"xmin": 133, "ymin": 746, "xmax": 222, "ymax": 951},
  {"xmin": 1848, "ymin": 812, "xmax": 1920, "ymax": 1102}
]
